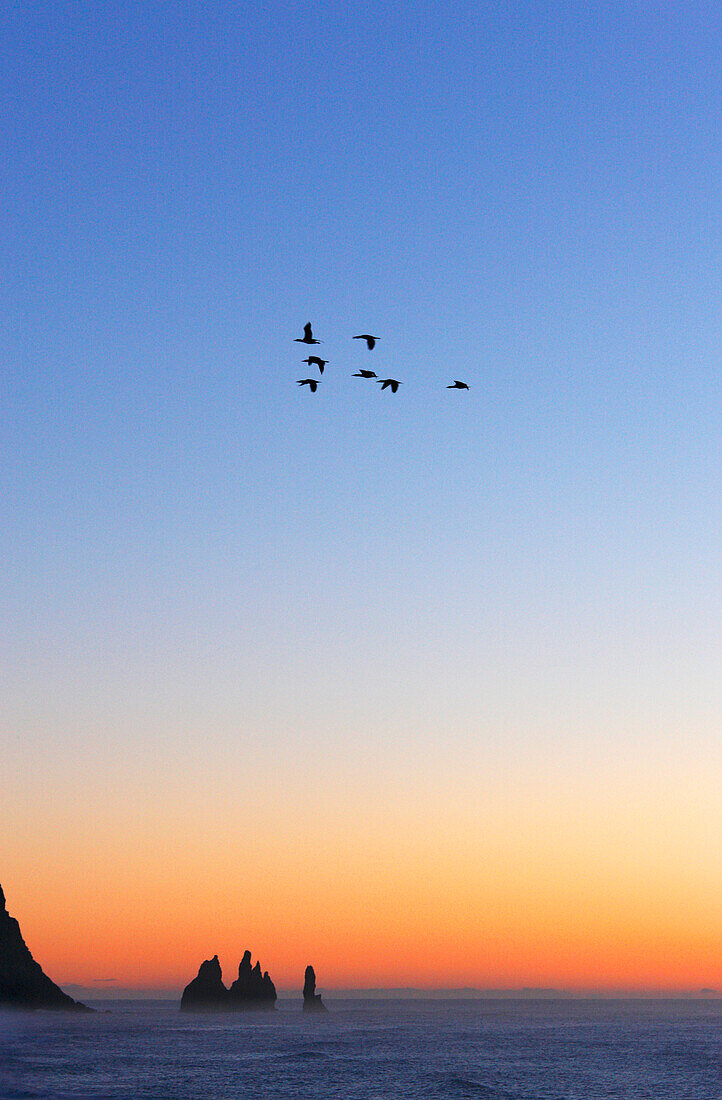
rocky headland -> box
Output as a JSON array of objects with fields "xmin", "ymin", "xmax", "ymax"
[
  {"xmin": 180, "ymin": 951, "xmax": 277, "ymax": 1011},
  {"xmin": 0, "ymin": 884, "xmax": 91, "ymax": 1011}
]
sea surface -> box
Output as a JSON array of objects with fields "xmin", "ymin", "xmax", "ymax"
[{"xmin": 1, "ymin": 996, "xmax": 720, "ymax": 1099}]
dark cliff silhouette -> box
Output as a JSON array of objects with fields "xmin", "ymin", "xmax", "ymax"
[
  {"xmin": 180, "ymin": 951, "xmax": 276, "ymax": 1011},
  {"xmin": 302, "ymin": 965, "xmax": 327, "ymax": 1012},
  {"xmin": 0, "ymin": 884, "xmax": 91, "ymax": 1011}
]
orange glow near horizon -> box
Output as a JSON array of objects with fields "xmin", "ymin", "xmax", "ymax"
[{"xmin": 5, "ymin": 742, "xmax": 721, "ymax": 994}]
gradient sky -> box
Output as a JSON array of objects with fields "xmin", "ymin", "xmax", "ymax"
[{"xmin": 2, "ymin": 2, "xmax": 721, "ymax": 993}]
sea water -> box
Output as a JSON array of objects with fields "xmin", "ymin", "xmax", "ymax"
[{"xmin": 1, "ymin": 997, "xmax": 720, "ymax": 1099}]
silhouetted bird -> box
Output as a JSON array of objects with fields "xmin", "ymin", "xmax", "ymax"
[
  {"xmin": 353, "ymin": 369, "xmax": 377, "ymax": 378},
  {"xmin": 353, "ymin": 334, "xmax": 378, "ymax": 350},
  {"xmin": 303, "ymin": 356, "xmax": 328, "ymax": 374},
  {"xmin": 447, "ymin": 380, "xmax": 469, "ymax": 389},
  {"xmin": 295, "ymin": 322, "xmax": 321, "ymax": 345},
  {"xmin": 297, "ymin": 378, "xmax": 320, "ymax": 392},
  {"xmin": 377, "ymin": 378, "xmax": 401, "ymax": 392}
]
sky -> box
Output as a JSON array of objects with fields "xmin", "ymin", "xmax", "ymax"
[{"xmin": 2, "ymin": 1, "xmax": 721, "ymax": 994}]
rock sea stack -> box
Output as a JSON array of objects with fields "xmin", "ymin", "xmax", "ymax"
[
  {"xmin": 228, "ymin": 949, "xmax": 277, "ymax": 1008},
  {"xmin": 303, "ymin": 965, "xmax": 327, "ymax": 1012},
  {"xmin": 0, "ymin": 884, "xmax": 91, "ymax": 1011},
  {"xmin": 180, "ymin": 951, "xmax": 276, "ymax": 1011},
  {"xmin": 179, "ymin": 954, "xmax": 228, "ymax": 1011}
]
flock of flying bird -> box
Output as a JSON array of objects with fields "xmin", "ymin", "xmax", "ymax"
[{"xmin": 294, "ymin": 323, "xmax": 470, "ymax": 393}]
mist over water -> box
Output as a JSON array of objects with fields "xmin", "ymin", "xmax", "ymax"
[{"xmin": 1, "ymin": 997, "xmax": 720, "ymax": 1099}]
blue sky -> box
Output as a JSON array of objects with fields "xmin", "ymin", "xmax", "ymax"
[{"xmin": 2, "ymin": 2, "xmax": 721, "ymax": 986}]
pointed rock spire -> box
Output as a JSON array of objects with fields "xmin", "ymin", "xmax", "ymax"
[
  {"xmin": 303, "ymin": 964, "xmax": 327, "ymax": 1012},
  {"xmin": 229, "ymin": 950, "xmax": 277, "ymax": 1009}
]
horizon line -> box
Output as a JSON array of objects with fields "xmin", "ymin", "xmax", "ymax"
[{"xmin": 64, "ymin": 985, "xmax": 721, "ymax": 1001}]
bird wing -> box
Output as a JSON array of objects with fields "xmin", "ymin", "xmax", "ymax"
[{"xmin": 303, "ymin": 323, "xmax": 313, "ymax": 339}]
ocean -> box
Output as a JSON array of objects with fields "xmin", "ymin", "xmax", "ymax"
[{"xmin": 1, "ymin": 997, "xmax": 720, "ymax": 1099}]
